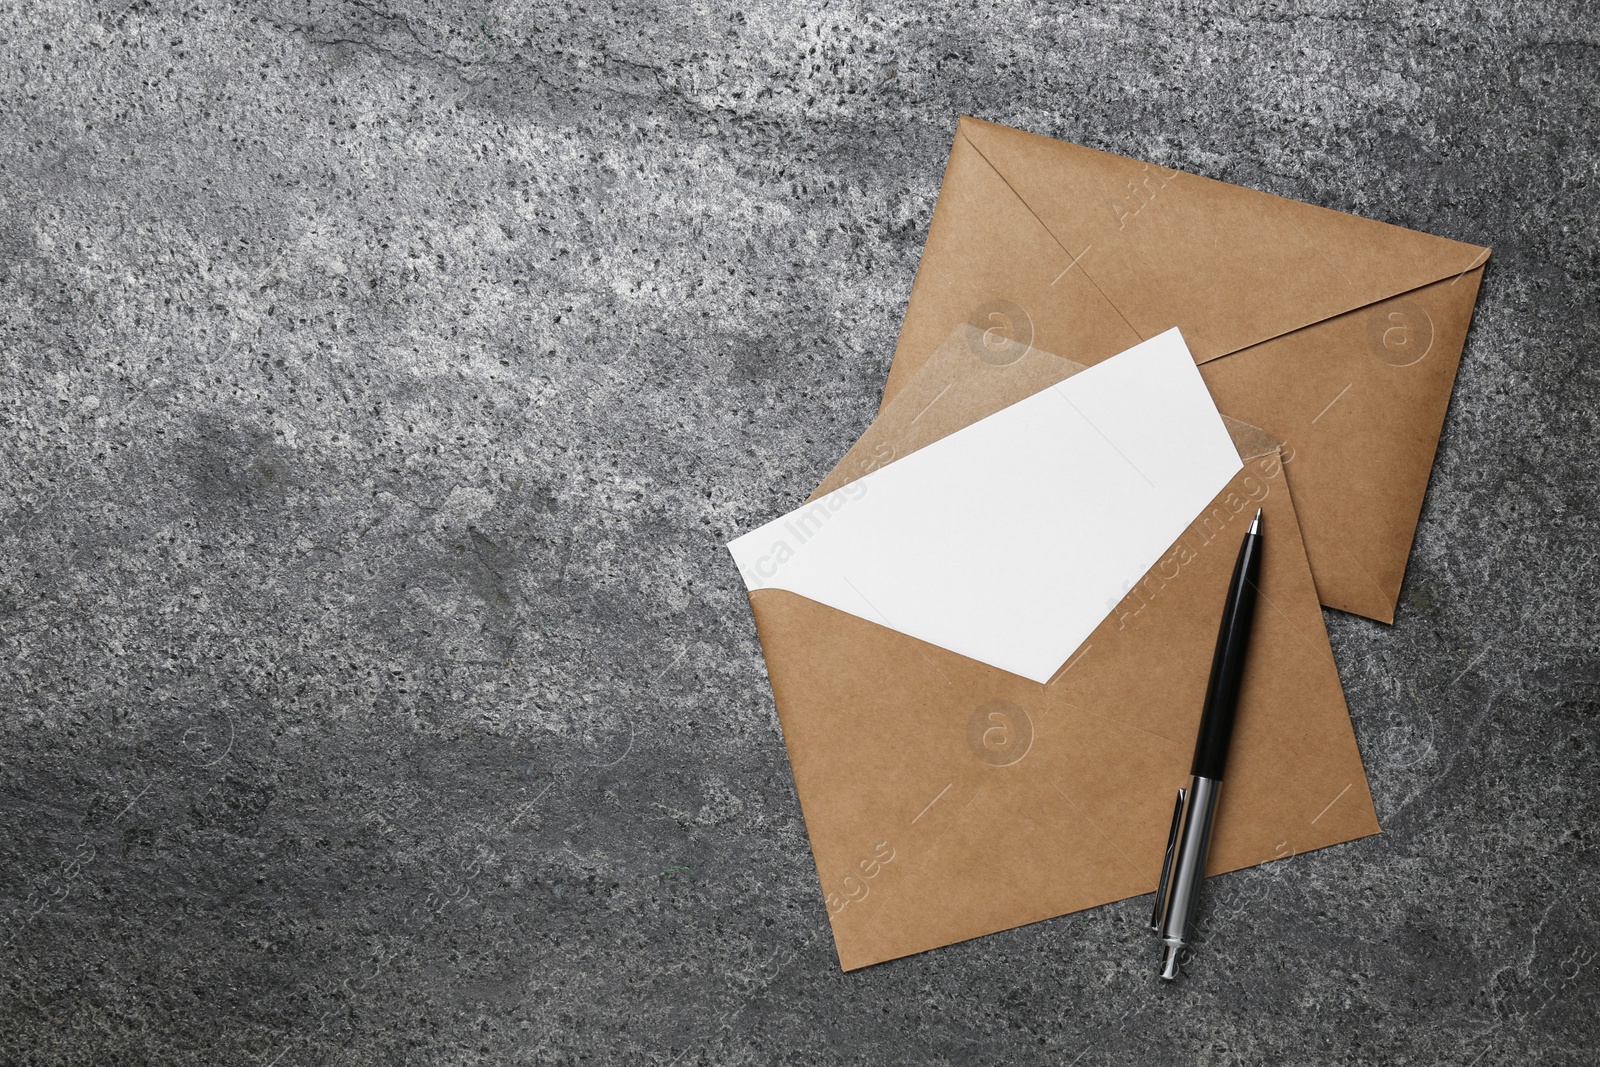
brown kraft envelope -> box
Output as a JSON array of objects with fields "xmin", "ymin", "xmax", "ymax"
[
  {"xmin": 749, "ymin": 327, "xmax": 1379, "ymax": 970},
  {"xmin": 878, "ymin": 116, "xmax": 1490, "ymax": 623}
]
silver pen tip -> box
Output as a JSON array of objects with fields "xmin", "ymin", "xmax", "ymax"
[
  {"xmin": 1248, "ymin": 508, "xmax": 1262, "ymax": 536},
  {"xmin": 1160, "ymin": 943, "xmax": 1183, "ymax": 981}
]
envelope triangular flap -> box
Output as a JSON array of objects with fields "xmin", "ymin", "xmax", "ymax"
[
  {"xmin": 882, "ymin": 131, "xmax": 1145, "ymax": 405},
  {"xmin": 955, "ymin": 116, "xmax": 1486, "ymax": 362}
]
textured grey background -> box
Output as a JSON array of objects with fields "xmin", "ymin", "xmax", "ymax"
[{"xmin": 1, "ymin": 1, "xmax": 1596, "ymax": 1063}]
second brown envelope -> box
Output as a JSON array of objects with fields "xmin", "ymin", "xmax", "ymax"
[
  {"xmin": 878, "ymin": 117, "xmax": 1490, "ymax": 623},
  {"xmin": 750, "ymin": 328, "xmax": 1379, "ymax": 970}
]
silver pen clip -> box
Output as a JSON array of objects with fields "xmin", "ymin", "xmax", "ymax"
[{"xmin": 1150, "ymin": 787, "xmax": 1186, "ymax": 933}]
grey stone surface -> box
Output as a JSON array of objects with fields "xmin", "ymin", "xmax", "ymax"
[{"xmin": 1, "ymin": 1, "xmax": 1595, "ymax": 1063}]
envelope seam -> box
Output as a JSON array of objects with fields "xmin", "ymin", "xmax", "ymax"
[
  {"xmin": 1060, "ymin": 702, "xmax": 1339, "ymax": 801},
  {"xmin": 957, "ymin": 131, "xmax": 1146, "ymax": 345},
  {"xmin": 1271, "ymin": 196, "xmax": 1359, "ymax": 293},
  {"xmin": 1249, "ymin": 578, "xmax": 1339, "ymax": 670},
  {"xmin": 1049, "ymin": 780, "xmax": 1152, "ymax": 883},
  {"xmin": 1203, "ymin": 261, "xmax": 1489, "ymax": 365}
]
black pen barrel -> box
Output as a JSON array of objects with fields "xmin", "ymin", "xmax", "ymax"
[{"xmin": 1190, "ymin": 522, "xmax": 1263, "ymax": 781}]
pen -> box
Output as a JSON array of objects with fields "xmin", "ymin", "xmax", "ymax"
[{"xmin": 1151, "ymin": 507, "xmax": 1263, "ymax": 980}]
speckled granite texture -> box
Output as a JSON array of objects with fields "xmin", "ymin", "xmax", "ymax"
[{"xmin": 1, "ymin": 2, "xmax": 1595, "ymax": 1064}]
